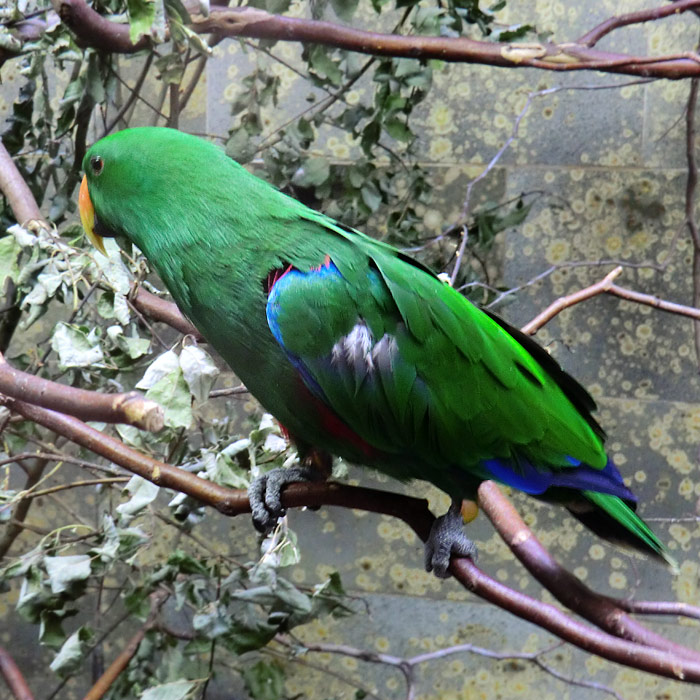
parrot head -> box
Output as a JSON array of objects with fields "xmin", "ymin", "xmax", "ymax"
[{"xmin": 79, "ymin": 127, "xmax": 233, "ymax": 258}]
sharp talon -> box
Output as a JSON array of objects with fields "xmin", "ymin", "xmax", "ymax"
[
  {"xmin": 425, "ymin": 501, "xmax": 478, "ymax": 578},
  {"xmin": 247, "ymin": 466, "xmax": 320, "ymax": 533}
]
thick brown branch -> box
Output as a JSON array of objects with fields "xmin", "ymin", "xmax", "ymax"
[
  {"xmin": 477, "ymin": 481, "xmax": 700, "ymax": 663},
  {"xmin": 131, "ymin": 286, "xmax": 202, "ymax": 339},
  {"xmin": 51, "ymin": 0, "xmax": 700, "ymax": 79},
  {"xmin": 449, "ymin": 554, "xmax": 700, "ymax": 683},
  {"xmin": 0, "ymin": 352, "xmax": 164, "ymax": 431},
  {"xmin": 9, "ymin": 398, "xmax": 700, "ymax": 681},
  {"xmin": 191, "ymin": 6, "xmax": 700, "ymax": 79},
  {"xmin": 0, "ymin": 646, "xmax": 35, "ymax": 700},
  {"xmin": 51, "ymin": 0, "xmax": 150, "ymax": 53},
  {"xmin": 0, "ymin": 140, "xmax": 45, "ymax": 227}
]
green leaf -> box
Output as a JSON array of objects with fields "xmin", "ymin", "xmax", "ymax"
[
  {"xmin": 243, "ymin": 660, "xmax": 285, "ymax": 700},
  {"xmin": 180, "ymin": 345, "xmax": 219, "ymax": 403},
  {"xmin": 145, "ymin": 370, "xmax": 192, "ymax": 428},
  {"xmin": 44, "ymin": 555, "xmax": 91, "ymax": 594},
  {"xmin": 192, "ymin": 602, "xmax": 231, "ymax": 639},
  {"xmin": 107, "ymin": 326, "xmax": 151, "ymax": 359},
  {"xmin": 0, "ymin": 236, "xmax": 21, "ymax": 284},
  {"xmin": 116, "ymin": 476, "xmax": 160, "ymax": 522},
  {"xmin": 360, "ymin": 181, "xmax": 382, "ymax": 211},
  {"xmin": 330, "ymin": 0, "xmax": 359, "ymax": 21},
  {"xmin": 92, "ymin": 239, "xmax": 132, "ymax": 294},
  {"xmin": 225, "ymin": 129, "xmax": 257, "ymax": 164},
  {"xmin": 385, "ymin": 117, "xmax": 413, "ymax": 142},
  {"xmin": 308, "ymin": 45, "xmax": 343, "ymax": 86},
  {"xmin": 127, "ymin": 0, "xmax": 157, "ymax": 43},
  {"xmin": 49, "ymin": 626, "xmax": 93, "ymax": 676},
  {"xmin": 136, "ymin": 350, "xmax": 180, "ymax": 390},
  {"xmin": 51, "ymin": 323, "xmax": 105, "ymax": 369},
  {"xmin": 140, "ymin": 680, "xmax": 197, "ymax": 700},
  {"xmin": 292, "ymin": 157, "xmax": 330, "ymax": 187}
]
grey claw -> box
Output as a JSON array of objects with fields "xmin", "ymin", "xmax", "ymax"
[
  {"xmin": 248, "ymin": 466, "xmax": 318, "ymax": 533},
  {"xmin": 425, "ymin": 502, "xmax": 478, "ymax": 578}
]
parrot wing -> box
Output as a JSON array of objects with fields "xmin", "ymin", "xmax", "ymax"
[{"xmin": 264, "ymin": 226, "xmax": 633, "ymax": 502}]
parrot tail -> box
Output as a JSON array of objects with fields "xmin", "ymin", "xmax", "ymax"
[{"xmin": 568, "ymin": 491, "xmax": 677, "ymax": 571}]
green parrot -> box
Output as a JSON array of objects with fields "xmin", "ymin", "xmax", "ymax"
[{"xmin": 78, "ymin": 127, "xmax": 672, "ymax": 576}]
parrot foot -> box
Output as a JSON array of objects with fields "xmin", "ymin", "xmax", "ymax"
[
  {"xmin": 425, "ymin": 501, "xmax": 478, "ymax": 578},
  {"xmin": 248, "ymin": 466, "xmax": 319, "ymax": 532}
]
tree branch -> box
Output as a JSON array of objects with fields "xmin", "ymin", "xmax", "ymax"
[
  {"xmin": 522, "ymin": 266, "xmax": 624, "ymax": 334},
  {"xmin": 478, "ymin": 481, "xmax": 699, "ymax": 662},
  {"xmin": 578, "ymin": 0, "xmax": 700, "ymax": 48},
  {"xmin": 0, "ymin": 646, "xmax": 35, "ymax": 700},
  {"xmin": 7, "ymin": 397, "xmax": 700, "ymax": 682},
  {"xmin": 130, "ymin": 286, "xmax": 202, "ymax": 339},
  {"xmin": 47, "ymin": 0, "xmax": 700, "ymax": 80},
  {"xmin": 82, "ymin": 590, "xmax": 169, "ymax": 700},
  {"xmin": 0, "ymin": 140, "xmax": 45, "ymax": 227},
  {"xmin": 0, "ymin": 352, "xmax": 164, "ymax": 431}
]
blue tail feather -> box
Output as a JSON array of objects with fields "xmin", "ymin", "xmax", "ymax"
[{"xmin": 482, "ymin": 455, "xmax": 636, "ymax": 503}]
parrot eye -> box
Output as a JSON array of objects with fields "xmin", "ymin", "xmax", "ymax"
[{"xmin": 90, "ymin": 155, "xmax": 104, "ymax": 176}]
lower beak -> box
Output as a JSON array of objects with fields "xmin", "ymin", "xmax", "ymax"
[{"xmin": 79, "ymin": 175, "xmax": 106, "ymax": 256}]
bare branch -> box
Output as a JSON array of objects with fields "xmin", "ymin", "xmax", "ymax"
[
  {"xmin": 6, "ymin": 398, "xmax": 700, "ymax": 681},
  {"xmin": 0, "ymin": 352, "xmax": 164, "ymax": 431},
  {"xmin": 47, "ymin": 0, "xmax": 700, "ymax": 80},
  {"xmin": 131, "ymin": 286, "xmax": 203, "ymax": 339},
  {"xmin": 0, "ymin": 140, "xmax": 45, "ymax": 227},
  {"xmin": 477, "ymin": 481, "xmax": 700, "ymax": 662},
  {"xmin": 606, "ymin": 282, "xmax": 700, "ymax": 320},
  {"xmin": 522, "ymin": 266, "xmax": 623, "ymax": 334},
  {"xmin": 578, "ymin": 0, "xmax": 700, "ymax": 48},
  {"xmin": 83, "ymin": 590, "xmax": 169, "ymax": 700},
  {"xmin": 0, "ymin": 646, "xmax": 35, "ymax": 700}
]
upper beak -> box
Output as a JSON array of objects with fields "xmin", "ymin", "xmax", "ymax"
[{"xmin": 79, "ymin": 175, "xmax": 106, "ymax": 256}]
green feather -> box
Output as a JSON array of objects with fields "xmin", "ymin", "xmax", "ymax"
[{"xmin": 583, "ymin": 491, "xmax": 678, "ymax": 571}]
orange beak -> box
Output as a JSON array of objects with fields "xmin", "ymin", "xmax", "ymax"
[{"xmin": 79, "ymin": 175, "xmax": 106, "ymax": 256}]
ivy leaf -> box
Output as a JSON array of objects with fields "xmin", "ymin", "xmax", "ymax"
[
  {"xmin": 307, "ymin": 45, "xmax": 343, "ymax": 86},
  {"xmin": 127, "ymin": 0, "xmax": 158, "ymax": 43},
  {"xmin": 330, "ymin": 0, "xmax": 359, "ymax": 21},
  {"xmin": 51, "ymin": 323, "xmax": 105, "ymax": 369},
  {"xmin": 192, "ymin": 602, "xmax": 231, "ymax": 639},
  {"xmin": 292, "ymin": 157, "xmax": 330, "ymax": 187},
  {"xmin": 225, "ymin": 128, "xmax": 257, "ymax": 164},
  {"xmin": 44, "ymin": 555, "xmax": 91, "ymax": 594},
  {"xmin": 91, "ymin": 239, "xmax": 132, "ymax": 294},
  {"xmin": 0, "ymin": 236, "xmax": 22, "ymax": 284},
  {"xmin": 145, "ymin": 370, "xmax": 192, "ymax": 428},
  {"xmin": 107, "ymin": 325, "xmax": 151, "ymax": 359},
  {"xmin": 49, "ymin": 626, "xmax": 93, "ymax": 676},
  {"xmin": 116, "ymin": 476, "xmax": 160, "ymax": 523},
  {"xmin": 180, "ymin": 345, "xmax": 219, "ymax": 403},
  {"xmin": 136, "ymin": 350, "xmax": 180, "ymax": 390},
  {"xmin": 141, "ymin": 681, "xmax": 198, "ymax": 700},
  {"xmin": 243, "ymin": 660, "xmax": 285, "ymax": 700}
]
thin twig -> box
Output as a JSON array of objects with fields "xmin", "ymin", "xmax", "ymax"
[
  {"xmin": 82, "ymin": 590, "xmax": 169, "ymax": 700},
  {"xmin": 521, "ymin": 266, "xmax": 623, "ymax": 334},
  {"xmin": 102, "ymin": 53, "xmax": 154, "ymax": 137},
  {"xmin": 578, "ymin": 0, "xmax": 700, "ymax": 48},
  {"xmin": 686, "ymin": 78, "xmax": 700, "ymax": 370}
]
